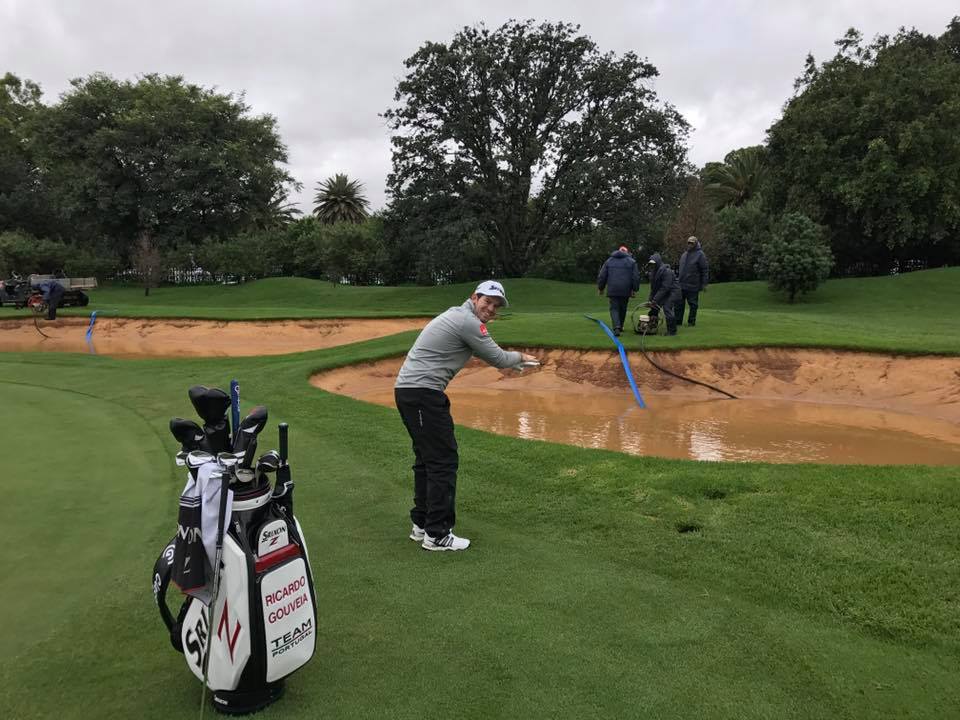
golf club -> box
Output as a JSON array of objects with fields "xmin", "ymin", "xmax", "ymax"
[{"xmin": 198, "ymin": 466, "xmax": 230, "ymax": 720}]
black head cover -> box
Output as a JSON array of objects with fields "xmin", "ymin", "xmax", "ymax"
[
  {"xmin": 187, "ymin": 385, "xmax": 232, "ymax": 453},
  {"xmin": 256, "ymin": 450, "xmax": 281, "ymax": 473},
  {"xmin": 188, "ymin": 386, "xmax": 231, "ymax": 425},
  {"xmin": 169, "ymin": 418, "xmax": 204, "ymax": 452},
  {"xmin": 233, "ymin": 405, "xmax": 268, "ymax": 453}
]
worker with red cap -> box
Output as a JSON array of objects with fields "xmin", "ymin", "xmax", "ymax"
[{"xmin": 596, "ymin": 245, "xmax": 640, "ymax": 336}]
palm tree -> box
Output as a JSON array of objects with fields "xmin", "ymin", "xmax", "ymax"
[
  {"xmin": 252, "ymin": 190, "xmax": 303, "ymax": 230},
  {"xmin": 703, "ymin": 146, "xmax": 768, "ymax": 208},
  {"xmin": 313, "ymin": 174, "xmax": 370, "ymax": 224}
]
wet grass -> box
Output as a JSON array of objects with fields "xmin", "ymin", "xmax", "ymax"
[
  {"xmin": 1, "ymin": 329, "xmax": 958, "ymax": 719},
  {"xmin": 3, "ymin": 267, "xmax": 958, "ymax": 353}
]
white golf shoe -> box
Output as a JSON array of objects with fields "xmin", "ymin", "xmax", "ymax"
[
  {"xmin": 422, "ymin": 532, "xmax": 470, "ymax": 551},
  {"xmin": 409, "ymin": 524, "xmax": 425, "ymax": 542}
]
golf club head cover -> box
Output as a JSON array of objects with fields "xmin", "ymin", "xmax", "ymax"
[
  {"xmin": 187, "ymin": 386, "xmax": 231, "ymax": 453},
  {"xmin": 169, "ymin": 418, "xmax": 205, "ymax": 453},
  {"xmin": 232, "ymin": 405, "xmax": 268, "ymax": 454}
]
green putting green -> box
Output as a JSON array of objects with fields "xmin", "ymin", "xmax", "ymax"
[{"xmin": 1, "ymin": 270, "xmax": 958, "ymax": 719}]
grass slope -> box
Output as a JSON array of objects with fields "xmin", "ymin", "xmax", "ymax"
[
  {"xmin": 0, "ymin": 330, "xmax": 958, "ymax": 719},
  {"xmin": 3, "ymin": 267, "xmax": 957, "ymax": 353}
]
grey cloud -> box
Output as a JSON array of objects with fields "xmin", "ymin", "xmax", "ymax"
[{"xmin": 2, "ymin": 0, "xmax": 956, "ymax": 211}]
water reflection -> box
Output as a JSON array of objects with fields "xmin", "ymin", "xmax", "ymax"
[{"xmin": 357, "ymin": 386, "xmax": 960, "ymax": 466}]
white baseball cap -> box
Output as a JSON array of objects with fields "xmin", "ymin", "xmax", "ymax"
[{"xmin": 474, "ymin": 280, "xmax": 509, "ymax": 307}]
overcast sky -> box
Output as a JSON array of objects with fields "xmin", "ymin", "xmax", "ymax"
[{"xmin": 2, "ymin": 1, "xmax": 956, "ymax": 212}]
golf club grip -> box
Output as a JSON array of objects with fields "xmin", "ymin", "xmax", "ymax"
[
  {"xmin": 279, "ymin": 423, "xmax": 288, "ymax": 463},
  {"xmin": 230, "ymin": 379, "xmax": 240, "ymax": 446}
]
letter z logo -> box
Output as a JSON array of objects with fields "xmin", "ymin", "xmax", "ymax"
[{"xmin": 217, "ymin": 598, "xmax": 242, "ymax": 663}]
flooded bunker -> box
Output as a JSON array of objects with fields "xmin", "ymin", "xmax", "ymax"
[{"xmin": 312, "ymin": 348, "xmax": 960, "ymax": 466}]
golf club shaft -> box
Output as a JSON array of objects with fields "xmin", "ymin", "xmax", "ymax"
[
  {"xmin": 199, "ymin": 472, "xmax": 231, "ymax": 718},
  {"xmin": 230, "ymin": 380, "xmax": 240, "ymax": 447}
]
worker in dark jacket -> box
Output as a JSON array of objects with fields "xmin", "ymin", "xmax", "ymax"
[
  {"xmin": 676, "ymin": 236, "xmax": 709, "ymax": 327},
  {"xmin": 647, "ymin": 253, "xmax": 681, "ymax": 336},
  {"xmin": 597, "ymin": 246, "xmax": 640, "ymax": 336},
  {"xmin": 34, "ymin": 278, "xmax": 65, "ymax": 320}
]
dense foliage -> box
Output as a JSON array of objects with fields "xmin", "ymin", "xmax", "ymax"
[
  {"xmin": 384, "ymin": 19, "xmax": 690, "ymax": 278},
  {"xmin": 5, "ymin": 17, "xmax": 959, "ymax": 289},
  {"xmin": 766, "ymin": 19, "xmax": 960, "ymax": 273},
  {"xmin": 0, "ymin": 72, "xmax": 298, "ymax": 286}
]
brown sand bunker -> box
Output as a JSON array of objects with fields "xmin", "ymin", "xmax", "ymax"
[
  {"xmin": 0, "ymin": 317, "xmax": 426, "ymax": 357},
  {"xmin": 311, "ymin": 348, "xmax": 960, "ymax": 465}
]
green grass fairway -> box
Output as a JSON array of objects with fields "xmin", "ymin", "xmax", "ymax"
[
  {"xmin": 4, "ymin": 267, "xmax": 957, "ymax": 353},
  {"xmin": 1, "ymin": 269, "xmax": 958, "ymax": 719}
]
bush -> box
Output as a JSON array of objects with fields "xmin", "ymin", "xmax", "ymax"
[
  {"xmin": 322, "ymin": 218, "xmax": 387, "ymax": 285},
  {"xmin": 712, "ymin": 198, "xmax": 772, "ymax": 281},
  {"xmin": 0, "ymin": 231, "xmax": 68, "ymax": 276},
  {"xmin": 290, "ymin": 217, "xmax": 328, "ymax": 279},
  {"xmin": 527, "ymin": 228, "xmax": 624, "ymax": 283},
  {"xmin": 63, "ymin": 245, "xmax": 121, "ymax": 279},
  {"xmin": 757, "ymin": 212, "xmax": 833, "ymax": 302},
  {"xmin": 381, "ymin": 209, "xmax": 491, "ymax": 285}
]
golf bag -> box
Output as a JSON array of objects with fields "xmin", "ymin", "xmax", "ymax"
[{"xmin": 152, "ymin": 385, "xmax": 317, "ymax": 715}]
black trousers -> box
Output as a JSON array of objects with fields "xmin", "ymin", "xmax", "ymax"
[
  {"xmin": 46, "ymin": 284, "xmax": 65, "ymax": 320},
  {"xmin": 651, "ymin": 289, "xmax": 681, "ymax": 334},
  {"xmin": 395, "ymin": 387, "xmax": 459, "ymax": 539},
  {"xmin": 676, "ymin": 288, "xmax": 699, "ymax": 326},
  {"xmin": 608, "ymin": 296, "xmax": 629, "ymax": 332}
]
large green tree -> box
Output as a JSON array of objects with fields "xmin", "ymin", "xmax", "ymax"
[
  {"xmin": 32, "ymin": 73, "xmax": 297, "ymax": 260},
  {"xmin": 0, "ymin": 73, "xmax": 49, "ymax": 236},
  {"xmin": 766, "ymin": 19, "xmax": 960, "ymax": 273},
  {"xmin": 384, "ymin": 19, "xmax": 689, "ymax": 277}
]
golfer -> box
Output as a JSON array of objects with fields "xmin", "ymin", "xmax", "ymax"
[{"xmin": 395, "ymin": 280, "xmax": 538, "ymax": 551}]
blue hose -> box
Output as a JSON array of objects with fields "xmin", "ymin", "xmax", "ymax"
[{"xmin": 584, "ymin": 315, "xmax": 646, "ymax": 409}]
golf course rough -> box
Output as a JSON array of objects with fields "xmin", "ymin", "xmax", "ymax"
[{"xmin": 2, "ymin": 270, "xmax": 959, "ymax": 719}]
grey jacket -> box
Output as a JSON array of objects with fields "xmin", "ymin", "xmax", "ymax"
[
  {"xmin": 677, "ymin": 242, "xmax": 709, "ymax": 291},
  {"xmin": 395, "ymin": 299, "xmax": 522, "ymax": 392}
]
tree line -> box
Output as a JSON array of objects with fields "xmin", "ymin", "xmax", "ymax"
[
  {"xmin": 665, "ymin": 18, "xmax": 960, "ymax": 287},
  {"xmin": 1, "ymin": 18, "xmax": 957, "ymax": 297}
]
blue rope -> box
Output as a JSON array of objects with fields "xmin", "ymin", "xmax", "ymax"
[
  {"xmin": 584, "ymin": 315, "xmax": 646, "ymax": 409},
  {"xmin": 85, "ymin": 310, "xmax": 97, "ymax": 339}
]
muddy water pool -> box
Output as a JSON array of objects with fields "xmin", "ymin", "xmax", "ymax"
[{"xmin": 312, "ymin": 350, "xmax": 960, "ymax": 466}]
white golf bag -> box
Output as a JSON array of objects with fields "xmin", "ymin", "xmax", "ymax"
[{"xmin": 153, "ymin": 386, "xmax": 317, "ymax": 715}]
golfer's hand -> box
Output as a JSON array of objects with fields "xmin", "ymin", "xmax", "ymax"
[
  {"xmin": 521, "ymin": 353, "xmax": 539, "ymax": 364},
  {"xmin": 630, "ymin": 291, "xmax": 636, "ymax": 298},
  {"xmin": 597, "ymin": 288, "xmax": 603, "ymax": 296}
]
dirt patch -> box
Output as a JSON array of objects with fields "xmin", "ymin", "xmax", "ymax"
[
  {"xmin": 310, "ymin": 348, "xmax": 960, "ymax": 465},
  {"xmin": 0, "ymin": 317, "xmax": 426, "ymax": 357}
]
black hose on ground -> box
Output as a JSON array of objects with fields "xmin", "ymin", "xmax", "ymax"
[
  {"xmin": 32, "ymin": 306, "xmax": 52, "ymax": 339},
  {"xmin": 634, "ymin": 304, "xmax": 737, "ymax": 400}
]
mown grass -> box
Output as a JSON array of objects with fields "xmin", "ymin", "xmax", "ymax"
[
  {"xmin": 1, "ymin": 293, "xmax": 958, "ymax": 719},
  {"xmin": 3, "ymin": 267, "xmax": 957, "ymax": 353}
]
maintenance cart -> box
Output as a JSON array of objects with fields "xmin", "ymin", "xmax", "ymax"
[{"xmin": 0, "ymin": 273, "xmax": 97, "ymax": 309}]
